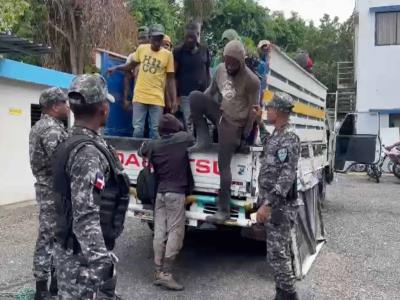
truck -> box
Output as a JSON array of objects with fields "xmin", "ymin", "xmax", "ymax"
[{"xmin": 96, "ymin": 44, "xmax": 334, "ymax": 279}]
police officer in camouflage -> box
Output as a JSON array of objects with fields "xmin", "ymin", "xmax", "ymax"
[
  {"xmin": 53, "ymin": 74, "xmax": 129, "ymax": 299},
  {"xmin": 254, "ymin": 92, "xmax": 301, "ymax": 300},
  {"xmin": 29, "ymin": 87, "xmax": 69, "ymax": 299}
]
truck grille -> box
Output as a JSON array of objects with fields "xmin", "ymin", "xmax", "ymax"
[{"xmin": 203, "ymin": 204, "xmax": 240, "ymax": 219}]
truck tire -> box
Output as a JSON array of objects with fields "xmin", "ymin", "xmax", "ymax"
[{"xmin": 393, "ymin": 163, "xmax": 400, "ymax": 179}]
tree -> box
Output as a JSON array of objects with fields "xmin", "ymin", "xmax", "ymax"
[
  {"xmin": 203, "ymin": 0, "xmax": 271, "ymax": 55},
  {"xmin": 0, "ymin": 0, "xmax": 30, "ymax": 32},
  {"xmin": 128, "ymin": 0, "xmax": 182, "ymax": 42},
  {"xmin": 299, "ymin": 14, "xmax": 354, "ymax": 91},
  {"xmin": 42, "ymin": 0, "xmax": 137, "ymax": 74},
  {"xmin": 183, "ymin": 0, "xmax": 216, "ymax": 24}
]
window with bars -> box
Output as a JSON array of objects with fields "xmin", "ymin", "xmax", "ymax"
[
  {"xmin": 375, "ymin": 11, "xmax": 400, "ymax": 46},
  {"xmin": 30, "ymin": 104, "xmax": 68, "ymax": 127},
  {"xmin": 30, "ymin": 104, "xmax": 42, "ymax": 127}
]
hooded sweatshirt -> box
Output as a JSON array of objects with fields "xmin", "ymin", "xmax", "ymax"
[
  {"xmin": 206, "ymin": 40, "xmax": 260, "ymax": 129},
  {"xmin": 139, "ymin": 114, "xmax": 194, "ymax": 194}
]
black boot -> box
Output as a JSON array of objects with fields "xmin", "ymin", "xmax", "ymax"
[
  {"xmin": 49, "ymin": 266, "xmax": 58, "ymax": 296},
  {"xmin": 287, "ymin": 291, "xmax": 299, "ymax": 300},
  {"xmin": 190, "ymin": 117, "xmax": 212, "ymax": 152},
  {"xmin": 34, "ymin": 280, "xmax": 48, "ymax": 300},
  {"xmin": 98, "ymin": 265, "xmax": 121, "ymax": 299},
  {"xmin": 274, "ymin": 288, "xmax": 299, "ymax": 300}
]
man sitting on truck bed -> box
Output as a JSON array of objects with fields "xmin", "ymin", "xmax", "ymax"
[
  {"xmin": 188, "ymin": 40, "xmax": 260, "ymax": 223},
  {"xmin": 139, "ymin": 114, "xmax": 194, "ymax": 291},
  {"xmin": 108, "ymin": 23, "xmax": 177, "ymax": 139}
]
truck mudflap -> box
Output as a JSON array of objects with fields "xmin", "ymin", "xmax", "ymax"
[
  {"xmin": 291, "ymin": 183, "xmax": 326, "ymax": 279},
  {"xmin": 241, "ymin": 181, "xmax": 326, "ymax": 279}
]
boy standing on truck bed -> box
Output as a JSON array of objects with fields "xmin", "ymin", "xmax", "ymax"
[
  {"xmin": 139, "ymin": 114, "xmax": 194, "ymax": 291},
  {"xmin": 188, "ymin": 40, "xmax": 260, "ymax": 224},
  {"xmin": 108, "ymin": 24, "xmax": 177, "ymax": 139},
  {"xmin": 254, "ymin": 92, "xmax": 301, "ymax": 300}
]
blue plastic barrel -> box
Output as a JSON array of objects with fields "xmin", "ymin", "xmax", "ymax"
[{"xmin": 100, "ymin": 51, "xmax": 134, "ymax": 137}]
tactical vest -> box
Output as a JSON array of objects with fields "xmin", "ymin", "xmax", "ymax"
[{"xmin": 53, "ymin": 135, "xmax": 130, "ymax": 252}]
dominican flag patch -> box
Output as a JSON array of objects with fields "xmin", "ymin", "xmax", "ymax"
[{"xmin": 94, "ymin": 172, "xmax": 105, "ymax": 190}]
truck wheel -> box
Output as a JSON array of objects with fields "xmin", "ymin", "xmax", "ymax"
[{"xmin": 393, "ymin": 163, "xmax": 400, "ymax": 179}]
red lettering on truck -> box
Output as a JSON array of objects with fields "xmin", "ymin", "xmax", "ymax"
[
  {"xmin": 196, "ymin": 159, "xmax": 210, "ymax": 173},
  {"xmin": 190, "ymin": 159, "xmax": 219, "ymax": 175},
  {"xmin": 118, "ymin": 152, "xmax": 220, "ymax": 175}
]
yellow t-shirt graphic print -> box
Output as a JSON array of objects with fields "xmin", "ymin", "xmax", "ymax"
[{"xmin": 132, "ymin": 44, "xmax": 174, "ymax": 107}]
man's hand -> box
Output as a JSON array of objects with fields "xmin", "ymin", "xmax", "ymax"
[
  {"xmin": 107, "ymin": 67, "xmax": 116, "ymax": 76},
  {"xmin": 256, "ymin": 205, "xmax": 271, "ymax": 224},
  {"xmin": 170, "ymin": 100, "xmax": 178, "ymax": 114},
  {"xmin": 252, "ymin": 105, "xmax": 263, "ymax": 125},
  {"xmin": 122, "ymin": 100, "xmax": 131, "ymax": 111}
]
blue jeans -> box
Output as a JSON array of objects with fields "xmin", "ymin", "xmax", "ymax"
[
  {"xmin": 180, "ymin": 96, "xmax": 192, "ymax": 132},
  {"xmin": 132, "ymin": 102, "xmax": 163, "ymax": 139}
]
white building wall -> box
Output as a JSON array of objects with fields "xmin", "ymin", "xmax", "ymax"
[
  {"xmin": 355, "ymin": 0, "xmax": 400, "ymax": 112},
  {"xmin": 0, "ymin": 77, "xmax": 47, "ymax": 205}
]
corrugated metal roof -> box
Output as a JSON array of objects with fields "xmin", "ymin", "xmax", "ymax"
[{"xmin": 0, "ymin": 32, "xmax": 52, "ymax": 55}]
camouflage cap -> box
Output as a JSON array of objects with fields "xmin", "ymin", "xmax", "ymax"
[
  {"xmin": 39, "ymin": 87, "xmax": 68, "ymax": 107},
  {"xmin": 265, "ymin": 91, "xmax": 295, "ymax": 113},
  {"xmin": 138, "ymin": 26, "xmax": 149, "ymax": 38},
  {"xmin": 68, "ymin": 74, "xmax": 115, "ymax": 105},
  {"xmin": 149, "ymin": 24, "xmax": 165, "ymax": 37}
]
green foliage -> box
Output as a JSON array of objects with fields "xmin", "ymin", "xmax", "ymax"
[
  {"xmin": 128, "ymin": 0, "xmax": 183, "ymax": 43},
  {"xmin": 0, "ymin": 0, "xmax": 30, "ymax": 32},
  {"xmin": 300, "ymin": 14, "xmax": 354, "ymax": 91},
  {"xmin": 203, "ymin": 0, "xmax": 271, "ymax": 51},
  {"xmin": 270, "ymin": 12, "xmax": 308, "ymax": 53},
  {"xmin": 5, "ymin": 0, "xmax": 354, "ymax": 91},
  {"xmin": 183, "ymin": 0, "xmax": 216, "ymax": 23},
  {"xmin": 6, "ymin": 0, "xmax": 47, "ymax": 65}
]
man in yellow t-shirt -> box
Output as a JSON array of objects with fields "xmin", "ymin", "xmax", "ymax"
[{"xmin": 109, "ymin": 24, "xmax": 177, "ymax": 139}]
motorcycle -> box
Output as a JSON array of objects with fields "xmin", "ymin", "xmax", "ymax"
[
  {"xmin": 384, "ymin": 146, "xmax": 400, "ymax": 179},
  {"xmin": 367, "ymin": 145, "xmax": 400, "ymax": 183}
]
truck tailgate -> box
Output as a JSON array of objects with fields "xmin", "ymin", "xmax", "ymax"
[{"xmin": 106, "ymin": 136, "xmax": 257, "ymax": 196}]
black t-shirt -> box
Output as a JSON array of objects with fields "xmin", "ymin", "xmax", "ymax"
[{"xmin": 173, "ymin": 44, "xmax": 211, "ymax": 97}]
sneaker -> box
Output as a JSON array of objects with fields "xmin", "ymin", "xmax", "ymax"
[
  {"xmin": 154, "ymin": 272, "xmax": 184, "ymax": 291},
  {"xmin": 153, "ymin": 270, "xmax": 162, "ymax": 284}
]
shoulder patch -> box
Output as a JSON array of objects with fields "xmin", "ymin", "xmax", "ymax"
[
  {"xmin": 277, "ymin": 148, "xmax": 288, "ymax": 163},
  {"xmin": 93, "ymin": 172, "xmax": 105, "ymax": 190}
]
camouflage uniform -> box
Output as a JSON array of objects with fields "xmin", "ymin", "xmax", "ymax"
[
  {"xmin": 29, "ymin": 88, "xmax": 68, "ymax": 282},
  {"xmin": 258, "ymin": 92, "xmax": 300, "ymax": 294},
  {"xmin": 55, "ymin": 74, "xmax": 118, "ymax": 300}
]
